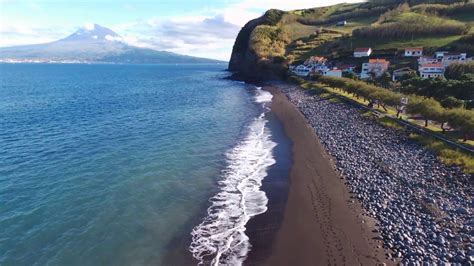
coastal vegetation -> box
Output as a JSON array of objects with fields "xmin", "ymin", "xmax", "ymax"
[
  {"xmin": 229, "ymin": 0, "xmax": 473, "ymax": 74},
  {"xmin": 229, "ymin": 0, "xmax": 473, "ymax": 170},
  {"xmin": 312, "ymin": 75, "xmax": 474, "ymax": 141},
  {"xmin": 289, "ymin": 75, "xmax": 474, "ymax": 173}
]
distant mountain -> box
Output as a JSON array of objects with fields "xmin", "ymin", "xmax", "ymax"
[{"xmin": 0, "ymin": 24, "xmax": 223, "ymax": 64}]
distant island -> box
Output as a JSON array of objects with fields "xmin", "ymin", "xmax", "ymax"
[{"xmin": 0, "ymin": 24, "xmax": 224, "ymax": 64}]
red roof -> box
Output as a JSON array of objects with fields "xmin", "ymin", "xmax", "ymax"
[
  {"xmin": 369, "ymin": 58, "xmax": 389, "ymax": 64},
  {"xmin": 421, "ymin": 63, "xmax": 443, "ymax": 68},
  {"xmin": 354, "ymin": 47, "xmax": 371, "ymax": 52},
  {"xmin": 405, "ymin": 47, "xmax": 423, "ymax": 51}
]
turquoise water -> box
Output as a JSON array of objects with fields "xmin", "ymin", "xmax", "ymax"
[{"xmin": 0, "ymin": 64, "xmax": 278, "ymax": 265}]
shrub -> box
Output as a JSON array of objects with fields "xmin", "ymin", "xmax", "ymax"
[
  {"xmin": 312, "ymin": 75, "xmax": 474, "ymax": 137},
  {"xmin": 353, "ymin": 13, "xmax": 470, "ymax": 38},
  {"xmin": 445, "ymin": 61, "xmax": 474, "ymax": 79}
]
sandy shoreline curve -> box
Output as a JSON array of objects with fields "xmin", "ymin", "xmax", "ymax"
[{"xmin": 262, "ymin": 85, "xmax": 390, "ymax": 265}]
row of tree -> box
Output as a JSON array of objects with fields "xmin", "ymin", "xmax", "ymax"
[
  {"xmin": 412, "ymin": 2, "xmax": 474, "ymax": 16},
  {"xmin": 297, "ymin": 6, "xmax": 388, "ymax": 26},
  {"xmin": 353, "ymin": 13, "xmax": 469, "ymax": 38},
  {"xmin": 311, "ymin": 75, "xmax": 474, "ymax": 141}
]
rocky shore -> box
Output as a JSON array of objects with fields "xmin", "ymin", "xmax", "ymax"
[{"xmin": 274, "ymin": 83, "xmax": 473, "ymax": 264}]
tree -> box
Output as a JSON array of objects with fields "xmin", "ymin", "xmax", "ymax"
[
  {"xmin": 441, "ymin": 96, "xmax": 464, "ymax": 109},
  {"xmin": 445, "ymin": 61, "xmax": 474, "ymax": 79},
  {"xmin": 448, "ymin": 109, "xmax": 474, "ymax": 141}
]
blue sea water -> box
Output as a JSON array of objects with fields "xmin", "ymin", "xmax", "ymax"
[{"xmin": 0, "ymin": 63, "xmax": 288, "ymax": 265}]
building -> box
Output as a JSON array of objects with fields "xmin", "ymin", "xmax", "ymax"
[
  {"xmin": 392, "ymin": 67, "xmax": 416, "ymax": 81},
  {"xmin": 418, "ymin": 63, "xmax": 444, "ymax": 78},
  {"xmin": 293, "ymin": 65, "xmax": 311, "ymax": 76},
  {"xmin": 441, "ymin": 53, "xmax": 467, "ymax": 67},
  {"xmin": 313, "ymin": 64, "xmax": 329, "ymax": 73},
  {"xmin": 336, "ymin": 20, "xmax": 347, "ymax": 26},
  {"xmin": 304, "ymin": 56, "xmax": 327, "ymax": 66},
  {"xmin": 360, "ymin": 58, "xmax": 390, "ymax": 79},
  {"xmin": 418, "ymin": 56, "xmax": 438, "ymax": 65},
  {"xmin": 435, "ymin": 51, "xmax": 449, "ymax": 60},
  {"xmin": 404, "ymin": 47, "xmax": 423, "ymax": 57},
  {"xmin": 323, "ymin": 68, "xmax": 342, "ymax": 77},
  {"xmin": 354, "ymin": 47, "xmax": 372, "ymax": 58}
]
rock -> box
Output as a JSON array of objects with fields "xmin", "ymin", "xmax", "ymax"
[{"xmin": 280, "ymin": 85, "xmax": 472, "ymax": 263}]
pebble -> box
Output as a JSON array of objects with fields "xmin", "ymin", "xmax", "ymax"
[{"xmin": 273, "ymin": 83, "xmax": 474, "ymax": 264}]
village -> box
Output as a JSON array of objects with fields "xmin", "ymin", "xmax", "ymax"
[{"xmin": 290, "ymin": 46, "xmax": 472, "ymax": 82}]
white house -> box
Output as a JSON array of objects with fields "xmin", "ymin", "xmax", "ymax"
[
  {"xmin": 418, "ymin": 56, "xmax": 438, "ymax": 65},
  {"xmin": 418, "ymin": 63, "xmax": 444, "ymax": 78},
  {"xmin": 294, "ymin": 65, "xmax": 311, "ymax": 77},
  {"xmin": 354, "ymin": 47, "xmax": 372, "ymax": 58},
  {"xmin": 323, "ymin": 68, "xmax": 342, "ymax": 78},
  {"xmin": 336, "ymin": 20, "xmax": 347, "ymax": 26},
  {"xmin": 360, "ymin": 59, "xmax": 390, "ymax": 79},
  {"xmin": 441, "ymin": 53, "xmax": 468, "ymax": 67},
  {"xmin": 435, "ymin": 51, "xmax": 449, "ymax": 59},
  {"xmin": 314, "ymin": 65, "xmax": 329, "ymax": 73},
  {"xmin": 404, "ymin": 47, "xmax": 423, "ymax": 57}
]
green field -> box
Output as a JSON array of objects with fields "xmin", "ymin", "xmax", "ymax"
[{"xmin": 261, "ymin": 1, "xmax": 474, "ymax": 63}]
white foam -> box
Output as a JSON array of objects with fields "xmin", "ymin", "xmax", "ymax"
[
  {"xmin": 254, "ymin": 87, "xmax": 273, "ymax": 103},
  {"xmin": 190, "ymin": 110, "xmax": 276, "ymax": 265}
]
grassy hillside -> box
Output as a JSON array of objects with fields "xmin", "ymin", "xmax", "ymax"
[{"xmin": 228, "ymin": 0, "xmax": 474, "ymax": 79}]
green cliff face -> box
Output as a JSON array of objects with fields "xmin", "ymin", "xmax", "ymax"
[
  {"xmin": 228, "ymin": 0, "xmax": 474, "ymax": 81},
  {"xmin": 228, "ymin": 9, "xmax": 289, "ymax": 81}
]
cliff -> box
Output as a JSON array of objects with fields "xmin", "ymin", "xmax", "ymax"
[
  {"xmin": 228, "ymin": 9, "xmax": 289, "ymax": 81},
  {"xmin": 228, "ymin": 1, "xmax": 474, "ymax": 81}
]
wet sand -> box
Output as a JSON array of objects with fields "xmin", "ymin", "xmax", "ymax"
[{"xmin": 263, "ymin": 86, "xmax": 390, "ymax": 265}]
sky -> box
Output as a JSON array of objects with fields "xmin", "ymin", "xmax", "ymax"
[{"xmin": 0, "ymin": 0, "xmax": 362, "ymax": 60}]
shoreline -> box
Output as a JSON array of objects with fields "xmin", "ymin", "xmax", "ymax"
[
  {"xmin": 263, "ymin": 82, "xmax": 472, "ymax": 264},
  {"xmin": 262, "ymin": 85, "xmax": 389, "ymax": 265}
]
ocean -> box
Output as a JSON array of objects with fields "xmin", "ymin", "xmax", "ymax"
[{"xmin": 0, "ymin": 63, "xmax": 291, "ymax": 265}]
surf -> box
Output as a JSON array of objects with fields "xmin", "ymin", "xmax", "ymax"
[{"xmin": 189, "ymin": 88, "xmax": 276, "ymax": 265}]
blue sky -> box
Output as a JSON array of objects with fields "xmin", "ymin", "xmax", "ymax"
[{"xmin": 0, "ymin": 0, "xmax": 361, "ymax": 60}]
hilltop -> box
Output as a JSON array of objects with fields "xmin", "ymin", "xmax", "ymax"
[
  {"xmin": 0, "ymin": 24, "xmax": 223, "ymax": 64},
  {"xmin": 228, "ymin": 0, "xmax": 474, "ymax": 81}
]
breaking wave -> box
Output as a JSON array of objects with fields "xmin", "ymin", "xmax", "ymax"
[{"xmin": 189, "ymin": 88, "xmax": 276, "ymax": 265}]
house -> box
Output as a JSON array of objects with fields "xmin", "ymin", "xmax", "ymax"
[
  {"xmin": 418, "ymin": 63, "xmax": 444, "ymax": 78},
  {"xmin": 336, "ymin": 20, "xmax": 347, "ymax": 26},
  {"xmin": 404, "ymin": 47, "xmax": 423, "ymax": 57},
  {"xmin": 441, "ymin": 53, "xmax": 467, "ymax": 67},
  {"xmin": 360, "ymin": 59, "xmax": 390, "ymax": 79},
  {"xmin": 304, "ymin": 56, "xmax": 327, "ymax": 66},
  {"xmin": 418, "ymin": 56, "xmax": 438, "ymax": 65},
  {"xmin": 435, "ymin": 51, "xmax": 449, "ymax": 59},
  {"xmin": 323, "ymin": 68, "xmax": 342, "ymax": 77},
  {"xmin": 354, "ymin": 47, "xmax": 372, "ymax": 58},
  {"xmin": 392, "ymin": 67, "xmax": 416, "ymax": 81},
  {"xmin": 294, "ymin": 65, "xmax": 311, "ymax": 76},
  {"xmin": 314, "ymin": 64, "xmax": 329, "ymax": 73}
]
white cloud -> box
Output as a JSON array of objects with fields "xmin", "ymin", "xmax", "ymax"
[
  {"xmin": 0, "ymin": 0, "xmax": 364, "ymax": 60},
  {"xmin": 112, "ymin": 14, "xmax": 241, "ymax": 60},
  {"xmin": 218, "ymin": 0, "xmax": 364, "ymax": 26},
  {"xmin": 0, "ymin": 24, "xmax": 69, "ymax": 47},
  {"xmin": 105, "ymin": 34, "xmax": 123, "ymax": 42}
]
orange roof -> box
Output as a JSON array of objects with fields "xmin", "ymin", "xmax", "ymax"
[
  {"xmin": 355, "ymin": 47, "xmax": 371, "ymax": 52},
  {"xmin": 421, "ymin": 63, "xmax": 443, "ymax": 68},
  {"xmin": 369, "ymin": 58, "xmax": 389, "ymax": 64},
  {"xmin": 405, "ymin": 47, "xmax": 423, "ymax": 51},
  {"xmin": 311, "ymin": 56, "xmax": 326, "ymax": 60}
]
